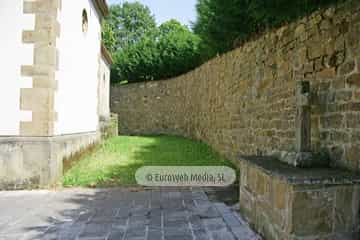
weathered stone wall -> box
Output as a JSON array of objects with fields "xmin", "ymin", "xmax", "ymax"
[{"xmin": 111, "ymin": 0, "xmax": 360, "ymax": 172}]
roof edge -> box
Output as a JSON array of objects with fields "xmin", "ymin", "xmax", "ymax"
[
  {"xmin": 92, "ymin": 0, "xmax": 109, "ymax": 18},
  {"xmin": 101, "ymin": 43, "xmax": 113, "ymax": 65}
]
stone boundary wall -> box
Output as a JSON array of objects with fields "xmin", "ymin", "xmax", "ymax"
[{"xmin": 111, "ymin": 0, "xmax": 360, "ymax": 172}]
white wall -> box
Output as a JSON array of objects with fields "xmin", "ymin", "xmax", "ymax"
[
  {"xmin": 55, "ymin": 0, "xmax": 102, "ymax": 135},
  {"xmin": 0, "ymin": 0, "xmax": 34, "ymax": 136},
  {"xmin": 99, "ymin": 56, "xmax": 111, "ymax": 120}
]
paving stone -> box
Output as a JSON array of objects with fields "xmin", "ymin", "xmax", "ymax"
[
  {"xmin": 57, "ymin": 223, "xmax": 84, "ymax": 240},
  {"xmin": 164, "ymin": 226, "xmax": 192, "ymax": 237},
  {"xmin": 164, "ymin": 210, "xmax": 189, "ymax": 222},
  {"xmin": 189, "ymin": 216, "xmax": 206, "ymax": 231},
  {"xmin": 223, "ymin": 213, "xmax": 241, "ymax": 227},
  {"xmin": 112, "ymin": 217, "xmax": 128, "ymax": 228},
  {"xmin": 214, "ymin": 202, "xmax": 232, "ymax": 215},
  {"xmin": 108, "ymin": 229, "xmax": 125, "ymax": 240},
  {"xmin": 78, "ymin": 223, "xmax": 111, "ymax": 238},
  {"xmin": 197, "ymin": 206, "xmax": 221, "ymax": 218},
  {"xmin": 203, "ymin": 218, "xmax": 227, "ymax": 232},
  {"xmin": 125, "ymin": 226, "xmax": 146, "ymax": 238},
  {"xmin": 147, "ymin": 229, "xmax": 163, "ymax": 240},
  {"xmin": 193, "ymin": 229, "xmax": 209, "ymax": 240},
  {"xmin": 148, "ymin": 216, "xmax": 162, "ymax": 229},
  {"xmin": 124, "ymin": 237, "xmax": 145, "ymax": 240},
  {"xmin": 211, "ymin": 230, "xmax": 236, "ymax": 240},
  {"xmin": 164, "ymin": 235, "xmax": 193, "ymax": 240},
  {"xmin": 0, "ymin": 188, "xmax": 260, "ymax": 240},
  {"xmin": 149, "ymin": 208, "xmax": 162, "ymax": 217},
  {"xmin": 76, "ymin": 211, "xmax": 94, "ymax": 223},
  {"xmin": 128, "ymin": 216, "xmax": 149, "ymax": 226},
  {"xmin": 164, "ymin": 219, "xmax": 188, "ymax": 228},
  {"xmin": 192, "ymin": 191, "xmax": 208, "ymax": 200}
]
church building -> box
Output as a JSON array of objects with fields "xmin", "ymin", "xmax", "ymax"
[{"xmin": 0, "ymin": 0, "xmax": 113, "ymax": 189}]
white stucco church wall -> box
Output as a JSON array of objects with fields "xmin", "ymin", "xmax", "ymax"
[
  {"xmin": 0, "ymin": 0, "xmax": 34, "ymax": 136},
  {"xmin": 56, "ymin": 0, "xmax": 102, "ymax": 135},
  {"xmin": 99, "ymin": 52, "xmax": 111, "ymax": 120}
]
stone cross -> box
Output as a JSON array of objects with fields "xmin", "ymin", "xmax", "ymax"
[
  {"xmin": 280, "ymin": 81, "xmax": 328, "ymax": 168},
  {"xmin": 296, "ymin": 81, "xmax": 311, "ymax": 153}
]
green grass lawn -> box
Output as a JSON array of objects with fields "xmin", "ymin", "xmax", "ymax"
[{"xmin": 62, "ymin": 135, "xmax": 236, "ymax": 187}]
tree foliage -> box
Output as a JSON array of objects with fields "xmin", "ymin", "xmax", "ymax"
[
  {"xmin": 105, "ymin": 2, "xmax": 157, "ymax": 50},
  {"xmin": 101, "ymin": 20, "xmax": 117, "ymax": 53},
  {"xmin": 103, "ymin": 2, "xmax": 203, "ymax": 84},
  {"xmin": 113, "ymin": 20, "xmax": 203, "ymax": 83},
  {"xmin": 193, "ymin": 0, "xmax": 342, "ymax": 55}
]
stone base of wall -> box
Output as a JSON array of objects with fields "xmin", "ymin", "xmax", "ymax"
[
  {"xmin": 0, "ymin": 132, "xmax": 100, "ymax": 190},
  {"xmin": 99, "ymin": 113, "xmax": 119, "ymax": 140},
  {"xmin": 239, "ymin": 156, "xmax": 360, "ymax": 240}
]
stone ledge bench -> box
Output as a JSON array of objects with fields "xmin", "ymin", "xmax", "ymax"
[{"xmin": 238, "ymin": 155, "xmax": 360, "ymax": 240}]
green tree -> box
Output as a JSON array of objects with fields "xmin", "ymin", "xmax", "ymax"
[
  {"xmin": 113, "ymin": 31, "xmax": 160, "ymax": 82},
  {"xmin": 193, "ymin": 0, "xmax": 342, "ymax": 55},
  {"xmin": 101, "ymin": 20, "xmax": 116, "ymax": 53},
  {"xmin": 157, "ymin": 20, "xmax": 203, "ymax": 79},
  {"xmin": 113, "ymin": 20, "xmax": 203, "ymax": 83},
  {"xmin": 193, "ymin": 0, "xmax": 252, "ymax": 55},
  {"xmin": 105, "ymin": 2, "xmax": 156, "ymax": 50}
]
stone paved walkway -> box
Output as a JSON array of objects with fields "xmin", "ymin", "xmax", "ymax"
[{"xmin": 0, "ymin": 188, "xmax": 260, "ymax": 240}]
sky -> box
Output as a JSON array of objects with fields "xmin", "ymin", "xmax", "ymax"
[{"xmin": 106, "ymin": 0, "xmax": 197, "ymax": 27}]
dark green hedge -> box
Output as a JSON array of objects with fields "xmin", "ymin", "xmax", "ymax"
[{"xmin": 193, "ymin": 0, "xmax": 345, "ymax": 56}]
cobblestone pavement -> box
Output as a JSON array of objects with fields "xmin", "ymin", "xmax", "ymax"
[{"xmin": 0, "ymin": 188, "xmax": 261, "ymax": 240}]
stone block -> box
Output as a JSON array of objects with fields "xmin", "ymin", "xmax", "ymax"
[
  {"xmin": 255, "ymin": 171, "xmax": 270, "ymax": 200},
  {"xmin": 347, "ymin": 73, "xmax": 360, "ymax": 87},
  {"xmin": 320, "ymin": 114, "xmax": 344, "ymax": 129},
  {"xmin": 335, "ymin": 90, "xmax": 352, "ymax": 102},
  {"xmin": 338, "ymin": 60, "xmax": 356, "ymax": 76},
  {"xmin": 238, "ymin": 156, "xmax": 360, "ymax": 240},
  {"xmin": 307, "ymin": 45, "xmax": 324, "ymax": 60},
  {"xmin": 20, "ymin": 121, "xmax": 53, "ymax": 137},
  {"xmin": 22, "ymin": 30, "xmax": 55, "ymax": 44},
  {"xmin": 334, "ymin": 186, "xmax": 360, "ymax": 232},
  {"xmin": 33, "ymin": 77, "xmax": 58, "ymax": 89},
  {"xmin": 271, "ymin": 178, "xmax": 288, "ymax": 210},
  {"xmin": 344, "ymin": 145, "xmax": 360, "ymax": 170},
  {"xmin": 316, "ymin": 68, "xmax": 336, "ymax": 79},
  {"xmin": 21, "ymin": 65, "xmax": 54, "ymax": 77},
  {"xmin": 239, "ymin": 188, "xmax": 256, "ymax": 224},
  {"xmin": 346, "ymin": 113, "xmax": 360, "ymax": 128},
  {"xmin": 255, "ymin": 201, "xmax": 285, "ymax": 240},
  {"xmin": 20, "ymin": 88, "xmax": 55, "ymax": 111},
  {"xmin": 34, "ymin": 44, "xmax": 57, "ymax": 66},
  {"xmin": 34, "ymin": 13, "xmax": 57, "ymax": 30},
  {"xmin": 23, "ymin": 0, "xmax": 61, "ymax": 14},
  {"xmin": 290, "ymin": 189, "xmax": 334, "ymax": 236}
]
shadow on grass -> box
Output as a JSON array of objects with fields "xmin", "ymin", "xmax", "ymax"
[{"xmin": 63, "ymin": 135, "xmax": 238, "ymax": 188}]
